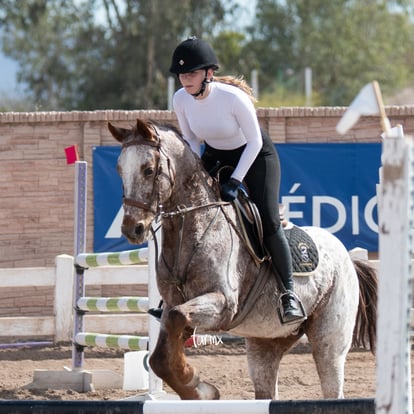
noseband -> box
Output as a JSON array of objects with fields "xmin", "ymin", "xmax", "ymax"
[{"xmin": 121, "ymin": 126, "xmax": 174, "ymax": 215}]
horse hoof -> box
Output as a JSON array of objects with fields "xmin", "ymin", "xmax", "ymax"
[{"xmin": 196, "ymin": 381, "xmax": 220, "ymax": 400}]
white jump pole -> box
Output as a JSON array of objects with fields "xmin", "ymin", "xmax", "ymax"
[
  {"xmin": 147, "ymin": 218, "xmax": 163, "ymax": 396},
  {"xmin": 376, "ymin": 126, "xmax": 413, "ymax": 414}
]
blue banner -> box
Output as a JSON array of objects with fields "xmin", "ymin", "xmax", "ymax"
[
  {"xmin": 93, "ymin": 146, "xmax": 139, "ymax": 252},
  {"xmin": 93, "ymin": 143, "xmax": 381, "ymax": 252},
  {"xmin": 278, "ymin": 143, "xmax": 380, "ymax": 251}
]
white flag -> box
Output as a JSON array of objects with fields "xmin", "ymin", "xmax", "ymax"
[
  {"xmin": 336, "ymin": 82, "xmax": 380, "ymax": 135},
  {"xmin": 381, "ymin": 124, "xmax": 404, "ymax": 140}
]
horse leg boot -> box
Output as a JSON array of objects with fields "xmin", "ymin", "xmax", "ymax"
[{"xmin": 264, "ymin": 227, "xmax": 305, "ymax": 323}]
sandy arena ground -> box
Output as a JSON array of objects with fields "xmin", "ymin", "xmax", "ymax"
[{"xmin": 0, "ymin": 340, "xmax": 389, "ymax": 401}]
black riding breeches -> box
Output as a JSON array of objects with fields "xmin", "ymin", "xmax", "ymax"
[{"xmin": 202, "ymin": 131, "xmax": 281, "ymax": 238}]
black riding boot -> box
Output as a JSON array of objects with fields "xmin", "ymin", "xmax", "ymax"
[{"xmin": 264, "ymin": 227, "xmax": 305, "ymax": 323}]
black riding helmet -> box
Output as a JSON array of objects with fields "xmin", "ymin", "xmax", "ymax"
[{"xmin": 169, "ymin": 36, "xmax": 219, "ymax": 74}]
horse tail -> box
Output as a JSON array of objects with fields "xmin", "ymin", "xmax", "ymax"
[{"xmin": 352, "ymin": 258, "xmax": 378, "ymax": 354}]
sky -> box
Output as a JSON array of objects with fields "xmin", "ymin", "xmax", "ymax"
[
  {"xmin": 0, "ymin": 53, "xmax": 19, "ymax": 95},
  {"xmin": 0, "ymin": 0, "xmax": 256, "ymax": 97}
]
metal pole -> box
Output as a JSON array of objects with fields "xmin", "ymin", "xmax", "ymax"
[
  {"xmin": 71, "ymin": 161, "xmax": 87, "ymax": 370},
  {"xmin": 251, "ymin": 69, "xmax": 259, "ymax": 100},
  {"xmin": 305, "ymin": 67, "xmax": 312, "ymax": 106},
  {"xmin": 168, "ymin": 76, "xmax": 175, "ymax": 110}
]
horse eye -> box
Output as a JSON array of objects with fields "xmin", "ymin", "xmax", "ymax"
[{"xmin": 143, "ymin": 167, "xmax": 154, "ymax": 177}]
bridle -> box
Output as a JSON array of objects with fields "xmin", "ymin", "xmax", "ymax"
[
  {"xmin": 120, "ymin": 124, "xmax": 229, "ymax": 219},
  {"xmin": 121, "ymin": 126, "xmax": 175, "ymax": 216}
]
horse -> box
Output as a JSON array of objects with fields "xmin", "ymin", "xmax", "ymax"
[{"xmin": 108, "ymin": 119, "xmax": 377, "ymax": 400}]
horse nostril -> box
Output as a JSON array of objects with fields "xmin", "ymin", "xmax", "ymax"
[
  {"xmin": 135, "ymin": 223, "xmax": 144, "ymax": 236},
  {"xmin": 122, "ymin": 215, "xmax": 145, "ymax": 240}
]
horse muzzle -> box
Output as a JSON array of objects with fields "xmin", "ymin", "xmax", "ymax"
[{"xmin": 121, "ymin": 214, "xmax": 149, "ymax": 244}]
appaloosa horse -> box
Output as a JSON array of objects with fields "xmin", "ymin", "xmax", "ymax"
[{"xmin": 108, "ymin": 119, "xmax": 377, "ymax": 400}]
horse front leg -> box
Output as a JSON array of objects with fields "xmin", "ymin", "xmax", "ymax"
[{"xmin": 150, "ymin": 292, "xmax": 228, "ymax": 400}]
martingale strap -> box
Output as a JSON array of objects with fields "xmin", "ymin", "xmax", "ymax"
[{"xmin": 228, "ymin": 259, "xmax": 273, "ymax": 330}]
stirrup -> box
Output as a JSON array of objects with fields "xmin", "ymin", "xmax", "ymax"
[
  {"xmin": 148, "ymin": 307, "xmax": 163, "ymax": 321},
  {"xmin": 278, "ymin": 291, "xmax": 307, "ymax": 325},
  {"xmin": 148, "ymin": 299, "xmax": 163, "ymax": 321}
]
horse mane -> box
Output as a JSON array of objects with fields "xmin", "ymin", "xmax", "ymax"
[
  {"xmin": 148, "ymin": 119, "xmax": 182, "ymax": 137},
  {"xmin": 148, "ymin": 119, "xmax": 200, "ymax": 156},
  {"xmin": 147, "ymin": 119, "xmax": 221, "ymax": 198}
]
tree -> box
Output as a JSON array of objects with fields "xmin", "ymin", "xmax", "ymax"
[
  {"xmin": 0, "ymin": 0, "xmax": 234, "ymax": 110},
  {"xmin": 0, "ymin": 0, "xmax": 105, "ymax": 110},
  {"xmin": 247, "ymin": 0, "xmax": 414, "ymax": 105},
  {"xmin": 1, "ymin": 0, "xmax": 413, "ymax": 109}
]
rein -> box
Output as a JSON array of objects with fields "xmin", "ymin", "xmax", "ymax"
[
  {"xmin": 161, "ymin": 204, "xmax": 223, "ymax": 301},
  {"xmin": 160, "ymin": 201, "xmax": 229, "ymax": 218}
]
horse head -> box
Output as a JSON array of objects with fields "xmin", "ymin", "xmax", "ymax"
[{"xmin": 108, "ymin": 119, "xmax": 175, "ymax": 244}]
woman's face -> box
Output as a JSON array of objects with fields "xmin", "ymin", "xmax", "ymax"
[
  {"xmin": 178, "ymin": 68, "xmax": 213, "ymax": 96},
  {"xmin": 178, "ymin": 70, "xmax": 205, "ymax": 95}
]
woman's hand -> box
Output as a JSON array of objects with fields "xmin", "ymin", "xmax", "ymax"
[{"xmin": 220, "ymin": 178, "xmax": 241, "ymax": 201}]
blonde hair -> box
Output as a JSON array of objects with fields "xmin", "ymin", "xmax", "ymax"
[{"xmin": 213, "ymin": 75, "xmax": 257, "ymax": 103}]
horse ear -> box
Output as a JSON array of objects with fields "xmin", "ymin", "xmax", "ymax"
[
  {"xmin": 135, "ymin": 119, "xmax": 157, "ymax": 143},
  {"xmin": 108, "ymin": 122, "xmax": 129, "ymax": 143}
]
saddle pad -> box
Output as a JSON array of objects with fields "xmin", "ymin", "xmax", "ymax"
[{"xmin": 285, "ymin": 225, "xmax": 319, "ymax": 276}]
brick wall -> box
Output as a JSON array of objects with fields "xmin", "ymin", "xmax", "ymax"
[{"xmin": 1, "ymin": 107, "xmax": 414, "ymax": 269}]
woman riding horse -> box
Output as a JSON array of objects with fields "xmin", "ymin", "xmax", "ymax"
[
  {"xmin": 109, "ymin": 118, "xmax": 377, "ymax": 400},
  {"xmin": 150, "ymin": 36, "xmax": 304, "ymax": 323}
]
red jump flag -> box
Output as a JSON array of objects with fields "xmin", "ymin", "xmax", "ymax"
[{"xmin": 64, "ymin": 144, "xmax": 80, "ymax": 164}]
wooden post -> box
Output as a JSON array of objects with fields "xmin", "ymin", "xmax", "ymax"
[
  {"xmin": 54, "ymin": 254, "xmax": 75, "ymax": 342},
  {"xmin": 147, "ymin": 219, "xmax": 164, "ymax": 397},
  {"xmin": 376, "ymin": 129, "xmax": 413, "ymax": 414}
]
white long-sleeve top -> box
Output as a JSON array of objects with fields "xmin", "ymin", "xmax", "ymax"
[{"xmin": 173, "ymin": 81, "xmax": 262, "ymax": 183}]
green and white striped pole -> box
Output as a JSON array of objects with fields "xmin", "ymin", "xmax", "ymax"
[
  {"xmin": 77, "ymin": 296, "xmax": 149, "ymax": 313},
  {"xmin": 75, "ymin": 333, "xmax": 149, "ymax": 351},
  {"xmin": 76, "ymin": 247, "xmax": 148, "ymax": 268}
]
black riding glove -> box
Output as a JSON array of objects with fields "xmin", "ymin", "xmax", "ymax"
[{"xmin": 220, "ymin": 178, "xmax": 241, "ymax": 202}]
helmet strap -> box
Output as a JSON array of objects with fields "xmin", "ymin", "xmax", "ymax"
[{"xmin": 191, "ymin": 69, "xmax": 211, "ymax": 97}]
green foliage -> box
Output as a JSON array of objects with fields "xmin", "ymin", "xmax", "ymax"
[
  {"xmin": 0, "ymin": 0, "xmax": 413, "ymax": 110},
  {"xmin": 258, "ymin": 82, "xmax": 323, "ymax": 107},
  {"xmin": 247, "ymin": 0, "xmax": 414, "ymax": 105},
  {"xmin": 0, "ymin": 0, "xmax": 233, "ymax": 110}
]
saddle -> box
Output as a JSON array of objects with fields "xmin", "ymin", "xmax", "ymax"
[
  {"xmin": 234, "ymin": 190, "xmax": 319, "ymax": 275},
  {"xmin": 234, "ymin": 190, "xmax": 267, "ymax": 261},
  {"xmin": 215, "ymin": 166, "xmax": 319, "ymax": 274}
]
